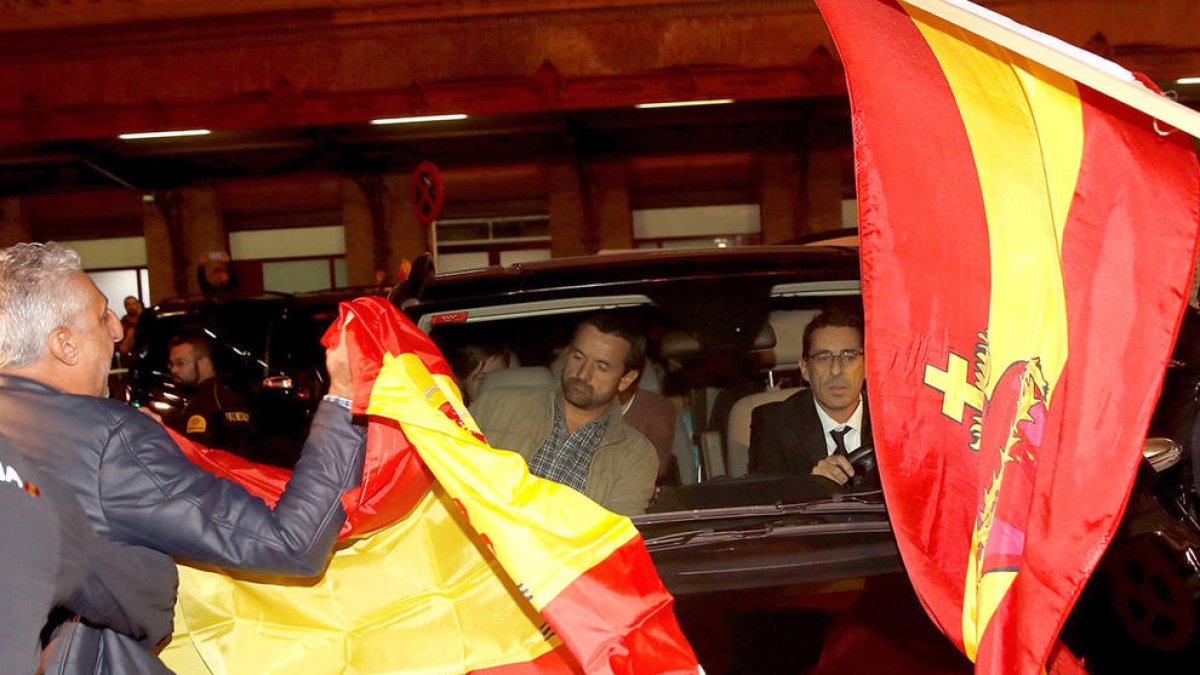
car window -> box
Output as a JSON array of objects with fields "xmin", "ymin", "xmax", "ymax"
[
  {"xmin": 420, "ymin": 290, "xmax": 865, "ymax": 491},
  {"xmin": 135, "ymin": 303, "xmax": 281, "ymax": 386}
]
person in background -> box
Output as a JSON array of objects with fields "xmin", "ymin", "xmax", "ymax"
[
  {"xmin": 0, "ymin": 433, "xmax": 175, "ymax": 674},
  {"xmin": 618, "ymin": 375, "xmax": 677, "ymax": 481},
  {"xmin": 117, "ymin": 296, "xmax": 142, "ymax": 358},
  {"xmin": 166, "ymin": 333, "xmax": 254, "ymax": 454},
  {"xmin": 0, "ymin": 241, "xmax": 367, "ymax": 674},
  {"xmin": 450, "ymin": 343, "xmax": 511, "ymax": 406}
]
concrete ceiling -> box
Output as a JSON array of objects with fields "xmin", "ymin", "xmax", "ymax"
[{"xmin": 1, "ymin": 0, "xmax": 1198, "ymax": 198}]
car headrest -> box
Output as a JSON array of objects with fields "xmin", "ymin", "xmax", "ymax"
[
  {"xmin": 764, "ymin": 309, "xmax": 820, "ymax": 368},
  {"xmin": 638, "ymin": 360, "xmax": 663, "ymax": 393},
  {"xmin": 660, "ymin": 324, "xmax": 776, "ymax": 360},
  {"xmin": 475, "ymin": 366, "xmax": 555, "ymax": 397},
  {"xmin": 725, "ymin": 386, "xmax": 805, "ymax": 478}
]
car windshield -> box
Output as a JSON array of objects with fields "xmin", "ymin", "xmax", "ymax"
[
  {"xmin": 135, "ymin": 303, "xmax": 279, "ymax": 382},
  {"xmin": 419, "ymin": 277, "xmax": 865, "ymax": 495},
  {"xmin": 128, "ymin": 294, "xmax": 362, "ymax": 467}
]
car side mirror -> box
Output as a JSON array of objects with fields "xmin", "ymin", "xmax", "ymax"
[
  {"xmin": 262, "ymin": 375, "xmax": 294, "ymax": 391},
  {"xmin": 1143, "ymin": 437, "xmax": 1184, "ymax": 473}
]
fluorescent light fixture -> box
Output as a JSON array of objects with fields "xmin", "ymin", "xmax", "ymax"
[
  {"xmin": 634, "ymin": 99, "xmax": 735, "ymax": 110},
  {"xmin": 118, "ymin": 129, "xmax": 211, "ymax": 140},
  {"xmin": 1177, "ymin": 77, "xmax": 1200, "ymax": 85},
  {"xmin": 370, "ymin": 113, "xmax": 468, "ymax": 125}
]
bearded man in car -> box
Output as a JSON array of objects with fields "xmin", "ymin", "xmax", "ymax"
[{"xmin": 469, "ymin": 312, "xmax": 658, "ymax": 516}]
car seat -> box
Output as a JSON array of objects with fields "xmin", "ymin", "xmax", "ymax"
[
  {"xmin": 720, "ymin": 308, "xmax": 818, "ymax": 477},
  {"xmin": 725, "ymin": 387, "xmax": 806, "ymax": 477}
]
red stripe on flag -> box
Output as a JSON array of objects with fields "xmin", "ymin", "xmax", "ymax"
[
  {"xmin": 169, "ymin": 406, "xmax": 435, "ymax": 538},
  {"xmin": 818, "ymin": 0, "xmax": 991, "ymax": 651},
  {"xmin": 971, "ymin": 82, "xmax": 1200, "ymax": 669},
  {"xmin": 539, "ymin": 536, "xmax": 699, "ymax": 674}
]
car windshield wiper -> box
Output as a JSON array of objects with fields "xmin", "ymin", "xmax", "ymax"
[
  {"xmin": 641, "ymin": 519, "xmax": 894, "ymax": 551},
  {"xmin": 635, "ymin": 494, "xmax": 887, "ymax": 525}
]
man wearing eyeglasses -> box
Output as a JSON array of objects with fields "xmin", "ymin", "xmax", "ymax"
[{"xmin": 748, "ymin": 308, "xmax": 872, "ymax": 485}]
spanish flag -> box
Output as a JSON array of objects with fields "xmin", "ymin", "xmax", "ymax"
[
  {"xmin": 160, "ymin": 297, "xmax": 699, "ymax": 674},
  {"xmin": 816, "ymin": 0, "xmax": 1200, "ymax": 673}
]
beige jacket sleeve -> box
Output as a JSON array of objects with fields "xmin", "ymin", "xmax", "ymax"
[{"xmin": 586, "ymin": 427, "xmax": 658, "ymax": 516}]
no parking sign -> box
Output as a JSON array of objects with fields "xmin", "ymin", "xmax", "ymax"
[{"xmin": 411, "ymin": 161, "xmax": 444, "ymax": 226}]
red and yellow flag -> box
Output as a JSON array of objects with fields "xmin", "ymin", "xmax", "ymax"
[
  {"xmin": 816, "ymin": 0, "xmax": 1200, "ymax": 672},
  {"xmin": 160, "ymin": 297, "xmax": 699, "ymax": 674}
]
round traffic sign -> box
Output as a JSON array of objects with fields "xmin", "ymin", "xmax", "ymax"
[{"xmin": 411, "ymin": 161, "xmax": 444, "ymax": 226}]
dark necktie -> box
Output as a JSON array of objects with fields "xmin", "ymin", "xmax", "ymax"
[{"xmin": 830, "ymin": 426, "xmax": 851, "ymax": 457}]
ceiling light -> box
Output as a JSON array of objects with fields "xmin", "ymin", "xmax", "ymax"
[
  {"xmin": 634, "ymin": 99, "xmax": 735, "ymax": 110},
  {"xmin": 1176, "ymin": 77, "xmax": 1200, "ymax": 85},
  {"xmin": 370, "ymin": 114, "xmax": 468, "ymax": 125},
  {"xmin": 118, "ymin": 129, "xmax": 211, "ymax": 140}
]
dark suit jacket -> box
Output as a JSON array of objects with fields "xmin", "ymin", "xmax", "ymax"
[{"xmin": 748, "ymin": 389, "xmax": 872, "ymax": 476}]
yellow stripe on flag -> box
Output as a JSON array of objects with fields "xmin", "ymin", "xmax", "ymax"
[
  {"xmin": 366, "ymin": 353, "xmax": 640, "ymax": 610},
  {"xmin": 904, "ymin": 2, "xmax": 1082, "ymax": 660},
  {"xmin": 162, "ymin": 488, "xmax": 558, "ymax": 674}
]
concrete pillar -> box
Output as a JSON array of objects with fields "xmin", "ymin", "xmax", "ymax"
[
  {"xmin": 802, "ymin": 147, "xmax": 843, "ymax": 237},
  {"xmin": 548, "ymin": 163, "xmax": 587, "ymax": 258},
  {"xmin": 178, "ymin": 188, "xmax": 227, "ymax": 295},
  {"xmin": 142, "ymin": 188, "xmax": 226, "ymax": 298},
  {"xmin": 588, "ymin": 160, "xmax": 633, "ymax": 252},
  {"xmin": 142, "ymin": 196, "xmax": 178, "ymax": 301},
  {"xmin": 341, "ymin": 178, "xmax": 379, "ymax": 287},
  {"xmin": 342, "ymin": 174, "xmax": 428, "ymax": 285},
  {"xmin": 759, "ymin": 153, "xmax": 802, "ymax": 244},
  {"xmin": 0, "ymin": 197, "xmax": 32, "ymax": 247}
]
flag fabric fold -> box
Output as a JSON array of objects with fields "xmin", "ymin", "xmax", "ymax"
[
  {"xmin": 161, "ymin": 296, "xmax": 698, "ymax": 674},
  {"xmin": 815, "ymin": 0, "xmax": 1200, "ymax": 673}
]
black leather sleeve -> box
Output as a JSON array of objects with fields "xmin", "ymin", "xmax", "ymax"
[
  {"xmin": 62, "ymin": 539, "xmax": 177, "ymax": 646},
  {"xmin": 99, "ymin": 401, "xmax": 366, "ymax": 577}
]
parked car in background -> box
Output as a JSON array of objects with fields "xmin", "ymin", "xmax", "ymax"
[{"xmin": 127, "ymin": 287, "xmax": 384, "ymax": 467}]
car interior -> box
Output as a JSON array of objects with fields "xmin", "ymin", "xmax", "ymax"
[{"xmin": 418, "ymin": 285, "xmax": 867, "ymax": 507}]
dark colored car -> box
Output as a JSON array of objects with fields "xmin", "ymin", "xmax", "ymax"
[
  {"xmin": 396, "ymin": 247, "xmax": 930, "ymax": 670},
  {"xmin": 125, "ymin": 248, "xmax": 1200, "ymax": 671},
  {"xmin": 127, "ymin": 287, "xmax": 384, "ymax": 466},
  {"xmin": 399, "ymin": 247, "xmax": 899, "ymax": 583},
  {"xmin": 398, "ymin": 247, "xmax": 1200, "ymax": 672}
]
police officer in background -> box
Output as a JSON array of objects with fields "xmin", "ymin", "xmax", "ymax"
[
  {"xmin": 167, "ymin": 333, "xmax": 253, "ymax": 454},
  {"xmin": 0, "ymin": 433, "xmax": 175, "ymax": 673}
]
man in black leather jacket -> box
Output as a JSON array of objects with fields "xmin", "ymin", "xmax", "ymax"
[
  {"xmin": 0, "ymin": 433, "xmax": 176, "ymax": 674},
  {"xmin": 0, "ymin": 242, "xmax": 367, "ymax": 674}
]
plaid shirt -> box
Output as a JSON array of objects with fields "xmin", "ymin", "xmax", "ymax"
[{"xmin": 527, "ymin": 401, "xmax": 609, "ymax": 493}]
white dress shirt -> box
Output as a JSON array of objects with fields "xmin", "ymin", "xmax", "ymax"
[{"xmin": 813, "ymin": 395, "xmax": 865, "ymax": 456}]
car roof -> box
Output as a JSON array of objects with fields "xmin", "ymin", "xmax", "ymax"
[
  {"xmin": 149, "ymin": 287, "xmax": 385, "ymax": 315},
  {"xmin": 407, "ymin": 246, "xmax": 861, "ymax": 312}
]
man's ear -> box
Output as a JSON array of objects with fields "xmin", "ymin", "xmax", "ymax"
[
  {"xmin": 799, "ymin": 359, "xmax": 811, "ymax": 385},
  {"xmin": 47, "ymin": 327, "xmax": 79, "ymax": 366},
  {"xmin": 617, "ymin": 368, "xmax": 640, "ymax": 393}
]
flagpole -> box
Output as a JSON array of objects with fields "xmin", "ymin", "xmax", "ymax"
[{"xmin": 901, "ymin": 0, "xmax": 1200, "ymax": 140}]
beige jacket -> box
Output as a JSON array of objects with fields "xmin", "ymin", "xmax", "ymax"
[{"xmin": 469, "ymin": 386, "xmax": 658, "ymax": 516}]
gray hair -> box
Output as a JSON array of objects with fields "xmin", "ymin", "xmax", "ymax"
[{"xmin": 0, "ymin": 242, "xmax": 88, "ymax": 369}]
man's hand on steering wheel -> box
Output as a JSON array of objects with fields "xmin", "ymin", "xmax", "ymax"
[{"xmin": 812, "ymin": 454, "xmax": 855, "ymax": 486}]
